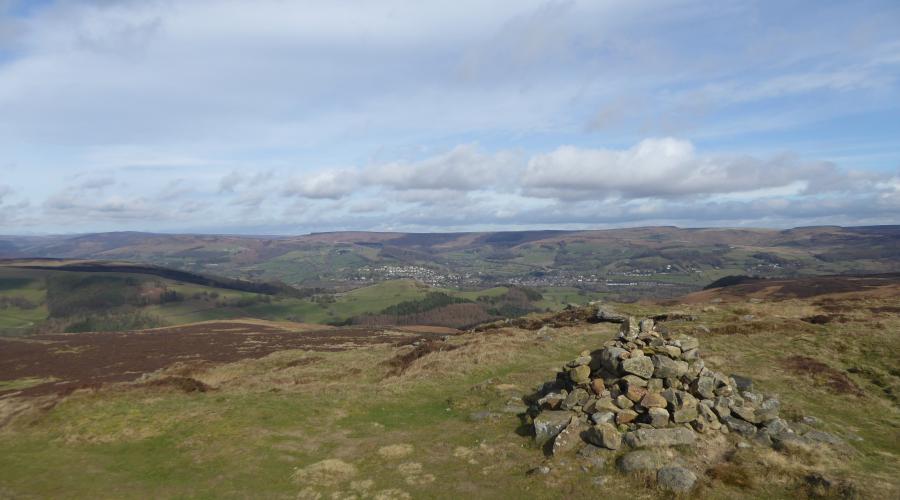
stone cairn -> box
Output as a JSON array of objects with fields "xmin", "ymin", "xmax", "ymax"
[{"xmin": 528, "ymin": 316, "xmax": 835, "ymax": 492}]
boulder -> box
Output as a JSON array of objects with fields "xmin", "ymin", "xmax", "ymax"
[
  {"xmin": 721, "ymin": 416, "xmax": 757, "ymax": 437},
  {"xmin": 577, "ymin": 444, "xmax": 610, "ymax": 468},
  {"xmin": 621, "ymin": 374, "xmax": 648, "ymax": 388},
  {"xmin": 640, "ymin": 392, "xmax": 667, "ymax": 409},
  {"xmin": 586, "ymin": 423, "xmax": 622, "ymax": 450},
  {"xmin": 601, "ymin": 347, "xmax": 627, "ymax": 373},
  {"xmin": 620, "ymin": 317, "xmax": 639, "ymax": 341},
  {"xmin": 591, "ymin": 411, "xmax": 616, "ymax": 425},
  {"xmin": 622, "ymin": 356, "xmax": 654, "ymax": 379},
  {"xmin": 692, "ymin": 376, "xmax": 717, "ymax": 400},
  {"xmin": 590, "ymin": 378, "xmax": 606, "ymax": 395},
  {"xmin": 551, "ymin": 417, "xmax": 588, "ymax": 455},
  {"xmin": 731, "ymin": 405, "xmax": 761, "ymax": 424},
  {"xmin": 652, "ymin": 355, "xmax": 688, "ymax": 379},
  {"xmin": 657, "ymin": 466, "xmax": 697, "ymax": 493},
  {"xmin": 534, "ymin": 411, "xmax": 572, "ymax": 446},
  {"xmin": 624, "ymin": 428, "xmax": 696, "ymax": 448},
  {"xmin": 756, "ymin": 397, "xmax": 781, "ymax": 422},
  {"xmin": 625, "ymin": 385, "xmax": 648, "ymax": 403},
  {"xmin": 561, "ymin": 388, "xmax": 589, "ymax": 410},
  {"xmin": 616, "ymin": 409, "xmax": 638, "ymax": 425},
  {"xmin": 617, "ymin": 449, "xmax": 672, "ymax": 473},
  {"xmin": 677, "ymin": 336, "xmax": 699, "ymax": 351},
  {"xmin": 648, "ymin": 407, "xmax": 669, "ymax": 428},
  {"xmin": 569, "ymin": 365, "xmax": 591, "ymax": 385},
  {"xmin": 639, "ymin": 318, "xmax": 654, "ymax": 333}
]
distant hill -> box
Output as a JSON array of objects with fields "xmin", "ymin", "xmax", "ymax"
[{"xmin": 1, "ymin": 226, "xmax": 898, "ymax": 301}]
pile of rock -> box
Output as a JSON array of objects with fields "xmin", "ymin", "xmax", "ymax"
[{"xmin": 529, "ymin": 316, "xmax": 838, "ymax": 493}]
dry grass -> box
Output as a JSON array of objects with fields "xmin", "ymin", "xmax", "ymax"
[{"xmin": 783, "ymin": 356, "xmax": 863, "ymax": 396}]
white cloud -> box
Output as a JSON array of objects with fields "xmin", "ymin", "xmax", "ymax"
[
  {"xmin": 283, "ymin": 169, "xmax": 359, "ymax": 200},
  {"xmin": 521, "ymin": 138, "xmax": 836, "ymax": 200}
]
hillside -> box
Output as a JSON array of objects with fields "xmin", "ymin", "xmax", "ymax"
[
  {"xmin": 0, "ymin": 274, "xmax": 897, "ymax": 498},
  {"xmin": 2, "ymin": 226, "xmax": 898, "ymax": 302},
  {"xmin": 0, "ymin": 262, "xmax": 561, "ymax": 335}
]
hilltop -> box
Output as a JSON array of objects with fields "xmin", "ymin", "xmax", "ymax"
[{"xmin": 0, "ymin": 273, "xmax": 897, "ymax": 498}]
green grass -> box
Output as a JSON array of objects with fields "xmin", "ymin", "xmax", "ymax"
[{"xmin": 0, "ymin": 377, "xmax": 57, "ymax": 392}]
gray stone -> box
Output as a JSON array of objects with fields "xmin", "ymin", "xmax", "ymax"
[
  {"xmin": 712, "ymin": 396, "xmax": 731, "ymax": 419},
  {"xmin": 652, "ymin": 355, "xmax": 688, "ymax": 379},
  {"xmin": 596, "ymin": 308, "xmax": 627, "ymax": 323},
  {"xmin": 615, "ymin": 395, "xmax": 634, "ymax": 409},
  {"xmin": 742, "ymin": 391, "xmax": 763, "ymax": 405},
  {"xmin": 764, "ymin": 417, "xmax": 792, "ymax": 436},
  {"xmin": 591, "ymin": 411, "xmax": 616, "ymax": 425},
  {"xmin": 569, "ymin": 365, "xmax": 591, "ymax": 385},
  {"xmin": 586, "ymin": 423, "xmax": 621, "ymax": 450},
  {"xmin": 663, "ymin": 345, "xmax": 682, "ymax": 358},
  {"xmin": 568, "ymin": 355, "xmax": 592, "ymax": 367},
  {"xmin": 538, "ymin": 392, "xmax": 566, "ymax": 410},
  {"xmin": 561, "ymin": 388, "xmax": 590, "ymax": 410},
  {"xmin": 577, "ymin": 444, "xmax": 610, "ymax": 469},
  {"xmin": 534, "ymin": 411, "xmax": 572, "ymax": 446},
  {"xmin": 692, "ymin": 376, "xmax": 717, "ymax": 399},
  {"xmin": 552, "ymin": 417, "xmax": 588, "ymax": 455},
  {"xmin": 624, "ymin": 427, "xmax": 696, "ymax": 448},
  {"xmin": 600, "ymin": 347, "xmax": 627, "ymax": 373},
  {"xmin": 657, "ymin": 466, "xmax": 697, "ymax": 493},
  {"xmin": 647, "ymin": 378, "xmax": 664, "ymax": 392},
  {"xmin": 757, "ymin": 397, "xmax": 780, "ymax": 422},
  {"xmin": 621, "ymin": 356, "xmax": 654, "ymax": 379},
  {"xmin": 648, "ymin": 407, "xmax": 669, "ymax": 428},
  {"xmin": 731, "ymin": 405, "xmax": 761, "ymax": 424},
  {"xmin": 698, "ymin": 404, "xmax": 722, "ymax": 430},
  {"xmin": 687, "ymin": 360, "xmax": 705, "ymax": 379},
  {"xmin": 673, "ymin": 407, "xmax": 698, "ymax": 424},
  {"xmin": 722, "ymin": 416, "xmax": 757, "ymax": 437},
  {"xmin": 677, "ymin": 336, "xmax": 699, "ymax": 351},
  {"xmin": 621, "ymin": 374, "xmax": 648, "ymax": 388},
  {"xmin": 617, "ymin": 449, "xmax": 672, "ymax": 473},
  {"xmin": 639, "ymin": 318, "xmax": 655, "ymax": 333},
  {"xmin": 594, "ymin": 397, "xmax": 620, "ymax": 413},
  {"xmin": 620, "ymin": 317, "xmax": 639, "ymax": 341}
]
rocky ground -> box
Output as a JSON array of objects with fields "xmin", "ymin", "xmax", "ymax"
[{"xmin": 529, "ymin": 315, "xmax": 852, "ymax": 495}]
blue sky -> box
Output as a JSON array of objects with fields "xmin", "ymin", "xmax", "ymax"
[{"xmin": 0, "ymin": 0, "xmax": 898, "ymax": 234}]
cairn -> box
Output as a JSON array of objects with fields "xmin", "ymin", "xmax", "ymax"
[{"xmin": 529, "ymin": 316, "xmax": 838, "ymax": 491}]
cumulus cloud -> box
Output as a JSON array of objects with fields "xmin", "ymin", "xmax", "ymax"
[
  {"xmin": 367, "ymin": 145, "xmax": 520, "ymax": 192},
  {"xmin": 521, "ymin": 138, "xmax": 837, "ymax": 200},
  {"xmin": 283, "ymin": 169, "xmax": 360, "ymax": 200}
]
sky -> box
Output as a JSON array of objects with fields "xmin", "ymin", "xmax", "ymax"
[{"xmin": 0, "ymin": 0, "xmax": 899, "ymax": 235}]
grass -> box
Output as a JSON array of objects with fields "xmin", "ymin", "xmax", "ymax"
[
  {"xmin": 0, "ymin": 377, "xmax": 57, "ymax": 392},
  {"xmin": 1, "ymin": 290, "xmax": 899, "ymax": 497}
]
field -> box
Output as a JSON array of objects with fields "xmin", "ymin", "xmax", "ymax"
[
  {"xmin": 0, "ymin": 263, "xmax": 584, "ymax": 335},
  {"xmin": 0, "ymin": 274, "xmax": 898, "ymax": 498}
]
